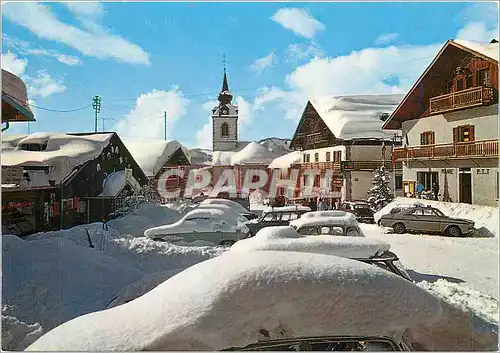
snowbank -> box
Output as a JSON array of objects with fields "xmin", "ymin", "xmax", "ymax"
[
  {"xmin": 26, "ymin": 252, "xmax": 442, "ymax": 351},
  {"xmin": 212, "ymin": 142, "xmax": 281, "ymax": 166},
  {"xmin": 290, "ymin": 211, "xmax": 359, "ymax": 230},
  {"xmin": 100, "ymin": 170, "xmax": 141, "ymax": 197},
  {"xmin": 417, "ymin": 279, "xmax": 498, "ymax": 325},
  {"xmin": 2, "ymin": 307, "xmax": 43, "ymax": 351},
  {"xmin": 123, "ymin": 138, "xmax": 190, "ymax": 177},
  {"xmin": 268, "ymin": 150, "xmax": 302, "ymax": 169},
  {"xmin": 1, "ymin": 132, "xmax": 113, "ymax": 187},
  {"xmin": 309, "ymin": 94, "xmax": 403, "ymax": 140},
  {"xmin": 453, "ymin": 39, "xmax": 499, "ymax": 61},
  {"xmin": 374, "ymin": 197, "xmax": 499, "ymax": 237},
  {"xmin": 229, "ymin": 226, "xmax": 389, "ymax": 258},
  {"xmin": 2, "ymin": 235, "xmax": 144, "ymax": 332}
]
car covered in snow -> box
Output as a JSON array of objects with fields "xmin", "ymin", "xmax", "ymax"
[
  {"xmin": 200, "ymin": 198, "xmax": 258, "ymax": 220},
  {"xmin": 290, "ymin": 211, "xmax": 364, "ymax": 237},
  {"xmin": 229, "ymin": 226, "xmax": 411, "ymax": 281},
  {"xmin": 26, "ymin": 251, "xmax": 443, "ymax": 351},
  {"xmin": 144, "ymin": 209, "xmax": 250, "ymax": 245},
  {"xmin": 338, "ymin": 201, "xmax": 375, "ymax": 224},
  {"xmin": 379, "ymin": 205, "xmax": 475, "ymax": 236},
  {"xmin": 245, "ymin": 206, "xmax": 311, "ymax": 236}
]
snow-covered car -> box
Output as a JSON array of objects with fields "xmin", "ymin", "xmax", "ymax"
[
  {"xmin": 144, "ymin": 209, "xmax": 250, "ymax": 245},
  {"xmin": 245, "ymin": 206, "xmax": 311, "ymax": 236},
  {"xmin": 201, "ymin": 198, "xmax": 258, "ymax": 220},
  {"xmin": 290, "ymin": 211, "xmax": 364, "ymax": 237},
  {"xmin": 26, "ymin": 251, "xmax": 442, "ymax": 351},
  {"xmin": 187, "ymin": 204, "xmax": 249, "ymax": 223},
  {"xmin": 229, "ymin": 226, "xmax": 411, "ymax": 281},
  {"xmin": 379, "ymin": 204, "xmax": 475, "ymax": 236}
]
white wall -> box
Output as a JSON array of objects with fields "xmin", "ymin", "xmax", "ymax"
[
  {"xmin": 300, "ymin": 146, "xmax": 345, "ymax": 163},
  {"xmin": 350, "ymin": 145, "xmax": 392, "ymax": 162},
  {"xmin": 349, "ymin": 171, "xmax": 374, "ymax": 200},
  {"xmin": 402, "ymin": 104, "xmax": 498, "ymax": 145},
  {"xmin": 472, "ymin": 167, "xmax": 499, "ymax": 207}
]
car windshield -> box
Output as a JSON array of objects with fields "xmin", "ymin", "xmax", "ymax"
[
  {"xmin": 354, "ymin": 204, "xmax": 370, "ymax": 209},
  {"xmin": 433, "ymin": 209, "xmax": 445, "ymax": 217}
]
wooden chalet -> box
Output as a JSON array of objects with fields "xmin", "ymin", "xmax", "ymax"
[{"xmin": 2, "ymin": 69, "xmax": 35, "ymax": 131}]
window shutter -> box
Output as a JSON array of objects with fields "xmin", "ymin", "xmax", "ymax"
[
  {"xmin": 453, "ymin": 127, "xmax": 459, "ymax": 143},
  {"xmin": 469, "ymin": 125, "xmax": 475, "ymax": 141},
  {"xmin": 420, "ymin": 133, "xmax": 425, "ymax": 146},
  {"xmin": 431, "ymin": 131, "xmax": 435, "ymax": 145}
]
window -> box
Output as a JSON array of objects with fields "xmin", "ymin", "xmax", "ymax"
[
  {"xmin": 466, "ymin": 75, "xmax": 473, "ymax": 89},
  {"xmin": 326, "ymin": 152, "xmax": 331, "ymax": 162},
  {"xmin": 289, "ymin": 213, "xmax": 299, "ymax": 220},
  {"xmin": 263, "ymin": 213, "xmax": 278, "ymax": 222},
  {"xmin": 417, "ymin": 171, "xmax": 438, "ymax": 190},
  {"xmin": 395, "ymin": 175, "xmax": 403, "ymax": 191},
  {"xmin": 496, "ymin": 171, "xmax": 499, "ymax": 200},
  {"xmin": 281, "ymin": 213, "xmax": 291, "ymax": 221},
  {"xmin": 413, "ymin": 208, "xmax": 435, "ymax": 216},
  {"xmin": 456, "ymin": 78, "xmax": 465, "ymax": 91},
  {"xmin": 334, "ymin": 151, "xmax": 342, "ymax": 162},
  {"xmin": 221, "ymin": 122, "xmax": 229, "ymax": 137},
  {"xmin": 306, "ymin": 154, "xmax": 310, "ymax": 163},
  {"xmin": 303, "ymin": 154, "xmax": 307, "ymax": 163},
  {"xmin": 252, "ymin": 175, "xmax": 260, "ymax": 183},
  {"xmin": 453, "ymin": 125, "xmax": 475, "ymax": 143},
  {"xmin": 476, "ymin": 69, "xmax": 490, "ymax": 87},
  {"xmin": 420, "ymin": 131, "xmax": 435, "ymax": 145},
  {"xmin": 19, "ymin": 143, "xmax": 47, "ymax": 151},
  {"xmin": 314, "ymin": 153, "xmax": 319, "ymax": 162}
]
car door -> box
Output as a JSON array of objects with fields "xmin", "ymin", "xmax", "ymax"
[{"xmin": 412, "ymin": 208, "xmax": 440, "ymax": 233}]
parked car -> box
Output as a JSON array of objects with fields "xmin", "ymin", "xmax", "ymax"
[
  {"xmin": 290, "ymin": 211, "xmax": 364, "ymax": 237},
  {"xmin": 201, "ymin": 198, "xmax": 258, "ymax": 220},
  {"xmin": 338, "ymin": 201, "xmax": 375, "ymax": 224},
  {"xmin": 245, "ymin": 206, "xmax": 311, "ymax": 236},
  {"xmin": 229, "ymin": 226, "xmax": 411, "ymax": 281},
  {"xmin": 144, "ymin": 209, "xmax": 250, "ymax": 245},
  {"xmin": 379, "ymin": 205, "xmax": 475, "ymax": 236},
  {"xmin": 27, "ymin": 250, "xmax": 443, "ymax": 351}
]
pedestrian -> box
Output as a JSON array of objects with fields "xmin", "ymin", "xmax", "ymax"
[
  {"xmin": 318, "ymin": 198, "xmax": 325, "ymax": 211},
  {"xmin": 416, "ymin": 182, "xmax": 424, "ymax": 199},
  {"xmin": 432, "ymin": 183, "xmax": 439, "ymax": 201}
]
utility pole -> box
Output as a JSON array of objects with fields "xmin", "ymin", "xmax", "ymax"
[
  {"xmin": 101, "ymin": 116, "xmax": 114, "ymax": 132},
  {"xmin": 164, "ymin": 111, "xmax": 167, "ymax": 140},
  {"xmin": 27, "ymin": 121, "xmax": 31, "ymax": 134},
  {"xmin": 92, "ymin": 96, "xmax": 101, "ymax": 133}
]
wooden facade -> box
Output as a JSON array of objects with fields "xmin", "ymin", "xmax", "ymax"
[{"xmin": 290, "ymin": 102, "xmax": 337, "ymax": 150}]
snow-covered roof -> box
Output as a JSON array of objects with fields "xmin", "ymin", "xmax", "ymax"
[
  {"xmin": 229, "ymin": 226, "xmax": 388, "ymax": 258},
  {"xmin": 453, "ymin": 39, "xmax": 499, "ymax": 62},
  {"xmin": 1, "ymin": 132, "xmax": 114, "ymax": 187},
  {"xmin": 123, "ymin": 139, "xmax": 191, "ymax": 177},
  {"xmin": 212, "ymin": 142, "xmax": 281, "ymax": 166},
  {"xmin": 309, "ymin": 94, "xmax": 404, "ymax": 140},
  {"xmin": 268, "ymin": 150, "xmax": 302, "ymax": 169},
  {"xmin": 26, "ymin": 251, "xmax": 443, "ymax": 351},
  {"xmin": 1, "ymin": 133, "xmax": 27, "ymax": 151},
  {"xmin": 100, "ymin": 170, "xmax": 141, "ymax": 197}
]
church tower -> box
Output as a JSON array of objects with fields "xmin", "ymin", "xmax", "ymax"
[{"xmin": 212, "ymin": 65, "xmax": 238, "ymax": 151}]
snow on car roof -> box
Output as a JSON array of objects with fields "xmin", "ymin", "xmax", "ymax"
[
  {"xmin": 290, "ymin": 211, "xmax": 358, "ymax": 228},
  {"xmin": 26, "ymin": 251, "xmax": 443, "ymax": 351},
  {"xmin": 262, "ymin": 205, "xmax": 311, "ymax": 213},
  {"xmin": 201, "ymin": 198, "xmax": 249, "ymax": 213},
  {"xmin": 229, "ymin": 226, "xmax": 389, "ymax": 258}
]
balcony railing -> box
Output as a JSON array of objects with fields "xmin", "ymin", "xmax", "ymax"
[
  {"xmin": 293, "ymin": 162, "xmax": 341, "ymax": 172},
  {"xmin": 429, "ymin": 86, "xmax": 494, "ymax": 115},
  {"xmin": 392, "ymin": 139, "xmax": 498, "ymax": 162},
  {"xmin": 291, "ymin": 161, "xmax": 401, "ymax": 172}
]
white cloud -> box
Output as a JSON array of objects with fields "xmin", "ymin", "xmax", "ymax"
[
  {"xmin": 374, "ymin": 33, "xmax": 399, "ymax": 45},
  {"xmin": 64, "ymin": 2, "xmax": 104, "ymax": 18},
  {"xmin": 25, "ymin": 70, "xmax": 67, "ymax": 98},
  {"xmin": 1, "ymin": 51, "xmax": 28, "ymax": 76},
  {"xmin": 235, "ymin": 96, "xmax": 252, "ymax": 125},
  {"xmin": 456, "ymin": 22, "xmax": 499, "ymax": 42},
  {"xmin": 253, "ymin": 87, "xmax": 286, "ymax": 111},
  {"xmin": 114, "ymin": 88, "xmax": 190, "ymax": 139},
  {"xmin": 285, "ymin": 42, "xmax": 324, "ymax": 62},
  {"xmin": 271, "ymin": 8, "xmax": 325, "ymax": 39},
  {"xmin": 195, "ymin": 119, "xmax": 213, "ymax": 150},
  {"xmin": 250, "ymin": 52, "xmax": 277, "ymax": 73},
  {"xmin": 2, "ymin": 2, "xmax": 150, "ymax": 65}
]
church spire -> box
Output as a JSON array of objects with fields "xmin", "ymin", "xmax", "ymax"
[
  {"xmin": 218, "ymin": 54, "xmax": 232, "ymax": 104},
  {"xmin": 222, "ymin": 70, "xmax": 229, "ymax": 92}
]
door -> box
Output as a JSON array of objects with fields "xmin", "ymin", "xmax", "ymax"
[
  {"xmin": 459, "ymin": 169, "xmax": 472, "ymax": 204},
  {"xmin": 413, "ymin": 208, "xmax": 441, "ymax": 233}
]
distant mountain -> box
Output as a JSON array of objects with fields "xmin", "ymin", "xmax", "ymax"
[
  {"xmin": 258, "ymin": 137, "xmax": 293, "ymax": 156},
  {"xmin": 189, "ymin": 148, "xmax": 213, "ymax": 165}
]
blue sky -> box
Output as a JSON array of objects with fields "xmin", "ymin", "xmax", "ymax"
[{"xmin": 2, "ymin": 1, "xmax": 498, "ymax": 149}]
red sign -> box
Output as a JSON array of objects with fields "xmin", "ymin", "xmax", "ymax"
[
  {"xmin": 73, "ymin": 197, "xmax": 79, "ymax": 210},
  {"xmin": 2, "ymin": 201, "xmax": 34, "ymax": 210},
  {"xmin": 333, "ymin": 179, "xmax": 343, "ymax": 187}
]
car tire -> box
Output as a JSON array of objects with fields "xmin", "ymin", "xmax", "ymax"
[
  {"xmin": 393, "ymin": 223, "xmax": 406, "ymax": 234},
  {"xmin": 219, "ymin": 240, "xmax": 235, "ymax": 246},
  {"xmin": 377, "ymin": 219, "xmax": 381, "ymax": 226},
  {"xmin": 446, "ymin": 226, "xmax": 461, "ymax": 237}
]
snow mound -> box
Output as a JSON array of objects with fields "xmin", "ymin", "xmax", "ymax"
[
  {"xmin": 453, "ymin": 39, "xmax": 499, "ymax": 61},
  {"xmin": 100, "ymin": 170, "xmax": 141, "ymax": 197},
  {"xmin": 2, "ymin": 235, "xmax": 144, "ymax": 333},
  {"xmin": 309, "ymin": 94, "xmax": 404, "ymax": 140},
  {"xmin": 230, "ymin": 226, "xmax": 389, "ymax": 258},
  {"xmin": 123, "ymin": 138, "xmax": 190, "ymax": 177},
  {"xmin": 374, "ymin": 197, "xmax": 499, "ymax": 237},
  {"xmin": 290, "ymin": 211, "xmax": 359, "ymax": 229},
  {"xmin": 26, "ymin": 251, "xmax": 443, "ymax": 351},
  {"xmin": 231, "ymin": 142, "xmax": 281, "ymax": 165},
  {"xmin": 268, "ymin": 150, "xmax": 302, "ymax": 169},
  {"xmin": 2, "ymin": 307, "xmax": 43, "ymax": 351},
  {"xmin": 417, "ymin": 279, "xmax": 499, "ymax": 325},
  {"xmin": 1, "ymin": 132, "xmax": 113, "ymax": 187}
]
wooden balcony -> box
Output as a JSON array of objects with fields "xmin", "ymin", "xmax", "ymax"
[
  {"xmin": 293, "ymin": 162, "xmax": 341, "ymax": 172},
  {"xmin": 429, "ymin": 86, "xmax": 494, "ymax": 115},
  {"xmin": 291, "ymin": 161, "xmax": 401, "ymax": 172},
  {"xmin": 391, "ymin": 139, "xmax": 498, "ymax": 162}
]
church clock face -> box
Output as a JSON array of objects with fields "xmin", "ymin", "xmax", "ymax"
[{"xmin": 222, "ymin": 108, "xmax": 228, "ymax": 115}]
